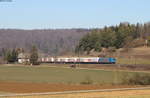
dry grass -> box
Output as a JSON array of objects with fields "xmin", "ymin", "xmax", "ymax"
[
  {"xmin": 117, "ymin": 58, "xmax": 150, "ymax": 64},
  {"xmin": 6, "ymin": 90, "xmax": 150, "ymax": 98},
  {"xmin": 132, "ymin": 47, "xmax": 150, "ymax": 54}
]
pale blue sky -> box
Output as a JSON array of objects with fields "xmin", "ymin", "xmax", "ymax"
[{"xmin": 0, "ymin": 0, "xmax": 150, "ymax": 29}]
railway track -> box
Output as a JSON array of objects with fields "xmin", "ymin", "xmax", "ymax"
[{"xmin": 0, "ymin": 87, "xmax": 150, "ymax": 97}]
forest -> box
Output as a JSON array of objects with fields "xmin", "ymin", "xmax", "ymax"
[
  {"xmin": 76, "ymin": 22, "xmax": 150, "ymax": 54},
  {"xmin": 0, "ymin": 29, "xmax": 89, "ymax": 56}
]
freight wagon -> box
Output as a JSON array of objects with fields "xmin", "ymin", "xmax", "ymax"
[{"xmin": 39, "ymin": 57, "xmax": 116, "ymax": 64}]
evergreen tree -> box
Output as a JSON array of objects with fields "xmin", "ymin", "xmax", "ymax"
[
  {"xmin": 30, "ymin": 45, "xmax": 38, "ymax": 65},
  {"xmin": 6, "ymin": 50, "xmax": 12, "ymax": 63},
  {"xmin": 11, "ymin": 49, "xmax": 18, "ymax": 62},
  {"xmin": 3, "ymin": 49, "xmax": 18, "ymax": 63}
]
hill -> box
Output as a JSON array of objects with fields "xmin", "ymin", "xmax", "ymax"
[
  {"xmin": 76, "ymin": 22, "xmax": 150, "ymax": 55},
  {"xmin": 0, "ymin": 29, "xmax": 90, "ymax": 56},
  {"xmin": 115, "ymin": 47, "xmax": 150, "ymax": 65}
]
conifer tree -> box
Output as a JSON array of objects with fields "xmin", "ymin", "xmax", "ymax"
[{"xmin": 30, "ymin": 45, "xmax": 38, "ymax": 65}]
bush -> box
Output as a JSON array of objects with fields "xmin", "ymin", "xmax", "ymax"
[
  {"xmin": 121, "ymin": 73, "xmax": 150, "ymax": 85},
  {"xmin": 108, "ymin": 47, "xmax": 116, "ymax": 53},
  {"xmin": 129, "ymin": 38, "xmax": 145, "ymax": 48},
  {"xmin": 80, "ymin": 76, "xmax": 93, "ymax": 85}
]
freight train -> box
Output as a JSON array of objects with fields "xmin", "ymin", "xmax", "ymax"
[{"xmin": 39, "ymin": 57, "xmax": 116, "ymax": 64}]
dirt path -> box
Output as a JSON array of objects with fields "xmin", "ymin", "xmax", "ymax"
[{"xmin": 5, "ymin": 90, "xmax": 150, "ymax": 98}]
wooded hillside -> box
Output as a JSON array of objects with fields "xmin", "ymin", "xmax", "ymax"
[
  {"xmin": 76, "ymin": 22, "xmax": 150, "ymax": 54},
  {"xmin": 0, "ymin": 29, "xmax": 89, "ymax": 56}
]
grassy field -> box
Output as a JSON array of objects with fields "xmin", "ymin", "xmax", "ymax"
[
  {"xmin": 117, "ymin": 58, "xmax": 150, "ymax": 64},
  {"xmin": 0, "ymin": 65, "xmax": 149, "ymax": 84},
  {"xmin": 116, "ymin": 47, "xmax": 150, "ymax": 64}
]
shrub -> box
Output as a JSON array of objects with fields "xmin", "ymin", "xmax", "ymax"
[
  {"xmin": 108, "ymin": 47, "xmax": 116, "ymax": 53},
  {"xmin": 129, "ymin": 38, "xmax": 145, "ymax": 48},
  {"xmin": 80, "ymin": 76, "xmax": 93, "ymax": 85},
  {"xmin": 121, "ymin": 73, "xmax": 150, "ymax": 85}
]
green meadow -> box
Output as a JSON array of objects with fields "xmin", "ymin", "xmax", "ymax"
[{"xmin": 0, "ymin": 65, "xmax": 149, "ymax": 84}]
